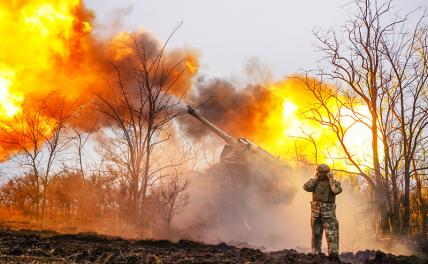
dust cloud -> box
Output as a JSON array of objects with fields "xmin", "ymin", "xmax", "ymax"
[{"xmin": 174, "ymin": 163, "xmax": 413, "ymax": 255}]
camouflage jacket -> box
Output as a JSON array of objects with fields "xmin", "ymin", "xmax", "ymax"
[
  {"xmin": 303, "ymin": 175, "xmax": 342, "ymax": 195},
  {"xmin": 303, "ymin": 175, "xmax": 342, "ymax": 204}
]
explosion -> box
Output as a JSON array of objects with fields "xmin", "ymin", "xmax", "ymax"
[
  {"xmin": 259, "ymin": 79, "xmax": 374, "ymax": 171},
  {"xmin": 0, "ymin": 0, "xmax": 197, "ymax": 160},
  {"xmin": 184, "ymin": 77, "xmax": 374, "ymax": 173},
  {"xmin": 0, "ymin": 0, "xmax": 103, "ymax": 159},
  {"xmin": 0, "ymin": 0, "xmax": 373, "ymax": 173},
  {"xmin": 0, "ymin": 0, "xmax": 101, "ymax": 107}
]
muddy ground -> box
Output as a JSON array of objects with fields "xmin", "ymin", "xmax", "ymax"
[{"xmin": 0, "ymin": 229, "xmax": 425, "ymax": 263}]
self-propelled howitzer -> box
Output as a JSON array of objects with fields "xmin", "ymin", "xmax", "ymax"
[{"xmin": 186, "ymin": 105, "xmax": 295, "ymax": 204}]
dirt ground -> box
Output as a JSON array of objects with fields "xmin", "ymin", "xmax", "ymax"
[{"xmin": 0, "ymin": 228, "xmax": 425, "ymax": 263}]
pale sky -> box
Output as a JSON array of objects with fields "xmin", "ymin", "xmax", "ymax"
[{"xmin": 85, "ymin": 0, "xmax": 427, "ymax": 80}]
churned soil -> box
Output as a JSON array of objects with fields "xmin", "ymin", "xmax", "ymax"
[{"xmin": 0, "ymin": 228, "xmax": 425, "ymax": 263}]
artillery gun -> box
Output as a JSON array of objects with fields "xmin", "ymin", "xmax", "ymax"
[{"xmin": 186, "ymin": 105, "xmax": 295, "ymax": 205}]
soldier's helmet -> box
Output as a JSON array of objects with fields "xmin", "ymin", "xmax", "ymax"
[{"xmin": 316, "ymin": 164, "xmax": 330, "ymax": 173}]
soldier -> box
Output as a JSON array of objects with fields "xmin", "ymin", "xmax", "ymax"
[{"xmin": 303, "ymin": 164, "xmax": 342, "ymax": 260}]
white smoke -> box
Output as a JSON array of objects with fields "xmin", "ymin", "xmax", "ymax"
[{"xmin": 174, "ymin": 162, "xmax": 413, "ymax": 255}]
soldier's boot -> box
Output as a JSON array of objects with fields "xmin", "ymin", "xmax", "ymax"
[
  {"xmin": 311, "ymin": 217, "xmax": 323, "ymax": 254},
  {"xmin": 324, "ymin": 217, "xmax": 339, "ymax": 258}
]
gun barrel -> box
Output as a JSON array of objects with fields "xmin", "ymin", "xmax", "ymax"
[{"xmin": 187, "ymin": 105, "xmax": 236, "ymax": 145}]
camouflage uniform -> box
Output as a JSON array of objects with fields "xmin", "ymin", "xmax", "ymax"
[{"xmin": 303, "ymin": 168, "xmax": 342, "ymax": 256}]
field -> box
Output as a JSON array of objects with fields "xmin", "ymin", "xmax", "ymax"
[{"xmin": 0, "ymin": 228, "xmax": 425, "ymax": 263}]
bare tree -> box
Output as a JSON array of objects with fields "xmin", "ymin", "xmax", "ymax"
[
  {"xmin": 0, "ymin": 94, "xmax": 73, "ymax": 227},
  {"xmin": 39, "ymin": 96, "xmax": 73, "ymax": 227},
  {"xmin": 300, "ymin": 75, "xmax": 375, "ymax": 184},
  {"xmin": 159, "ymin": 169, "xmax": 189, "ymax": 228},
  {"xmin": 0, "ymin": 98, "xmax": 54, "ymax": 218},
  {"xmin": 94, "ymin": 27, "xmax": 192, "ymax": 229},
  {"xmin": 310, "ymin": 0, "xmax": 428, "ymax": 236},
  {"xmin": 312, "ymin": 0, "xmax": 402, "ymax": 231},
  {"xmin": 380, "ymin": 17, "xmax": 428, "ymax": 234},
  {"xmin": 73, "ymin": 125, "xmax": 95, "ymax": 180}
]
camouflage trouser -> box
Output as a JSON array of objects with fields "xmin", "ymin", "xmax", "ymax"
[{"xmin": 310, "ymin": 201, "xmax": 339, "ymax": 255}]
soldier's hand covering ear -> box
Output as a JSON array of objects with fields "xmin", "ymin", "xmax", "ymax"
[{"xmin": 328, "ymin": 173, "xmax": 342, "ymax": 195}]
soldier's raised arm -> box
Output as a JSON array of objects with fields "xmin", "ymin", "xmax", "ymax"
[
  {"xmin": 328, "ymin": 173, "xmax": 342, "ymax": 195},
  {"xmin": 303, "ymin": 178, "xmax": 317, "ymax": 192}
]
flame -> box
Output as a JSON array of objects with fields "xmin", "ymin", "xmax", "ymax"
[
  {"xmin": 0, "ymin": 0, "xmax": 370, "ymax": 173},
  {"xmin": 258, "ymin": 78, "xmax": 374, "ymax": 172},
  {"xmin": 211, "ymin": 77, "xmax": 376, "ymax": 173},
  {"xmin": 185, "ymin": 59, "xmax": 198, "ymax": 75},
  {"xmin": 282, "ymin": 101, "xmax": 297, "ymax": 118},
  {"xmin": 0, "ymin": 68, "xmax": 22, "ymax": 118},
  {"xmin": 0, "ymin": 0, "xmax": 103, "ymax": 158},
  {"xmin": 0, "ymin": 0, "xmax": 198, "ymax": 160},
  {"xmin": 0, "ymin": 0, "xmax": 100, "ymax": 112}
]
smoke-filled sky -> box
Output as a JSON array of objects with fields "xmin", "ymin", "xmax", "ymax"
[{"xmin": 87, "ymin": 0, "xmax": 426, "ymax": 79}]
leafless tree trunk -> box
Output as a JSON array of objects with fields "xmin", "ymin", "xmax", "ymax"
[
  {"xmin": 310, "ymin": 0, "xmax": 428, "ymax": 237},
  {"xmin": 73, "ymin": 126, "xmax": 95, "ymax": 180},
  {"xmin": 0, "ymin": 94, "xmax": 73, "ymax": 226},
  {"xmin": 39, "ymin": 97, "xmax": 73, "ymax": 227},
  {"xmin": 380, "ymin": 15, "xmax": 428, "ymax": 234},
  {"xmin": 94, "ymin": 26, "xmax": 192, "ymax": 230},
  {"xmin": 300, "ymin": 75, "xmax": 376, "ymax": 186},
  {"xmin": 0, "ymin": 101, "xmax": 48, "ymax": 218},
  {"xmin": 160, "ymin": 169, "xmax": 189, "ymax": 228},
  {"xmin": 311, "ymin": 0, "xmax": 428, "ymax": 233}
]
